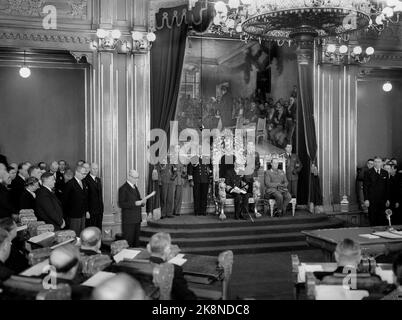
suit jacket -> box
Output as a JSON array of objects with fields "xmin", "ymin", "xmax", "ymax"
[
  {"xmin": 224, "ymin": 169, "xmax": 250, "ymax": 195},
  {"xmin": 363, "ymin": 168, "xmax": 390, "ymax": 203},
  {"xmin": 0, "ymin": 183, "xmax": 15, "ymax": 219},
  {"xmin": 36, "ymin": 186, "xmax": 64, "ymax": 229},
  {"xmin": 84, "ymin": 175, "xmax": 104, "ymax": 215},
  {"xmin": 149, "ymin": 256, "xmax": 196, "ymax": 300},
  {"xmin": 0, "ymin": 154, "xmax": 8, "ymax": 168},
  {"xmin": 10, "ymin": 175, "xmax": 25, "ymax": 209},
  {"xmin": 63, "ymin": 178, "xmax": 89, "ymax": 219},
  {"xmin": 19, "ymin": 189, "xmax": 36, "ymax": 211},
  {"xmin": 285, "ymin": 153, "xmax": 303, "ymax": 182},
  {"xmin": 55, "ymin": 171, "xmax": 65, "ymax": 199},
  {"xmin": 118, "ymin": 182, "xmax": 142, "ymax": 224}
]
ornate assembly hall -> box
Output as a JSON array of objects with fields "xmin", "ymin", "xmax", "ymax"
[{"xmin": 0, "ymin": 0, "xmax": 402, "ymax": 303}]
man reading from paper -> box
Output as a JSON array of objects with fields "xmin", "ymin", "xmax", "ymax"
[{"xmin": 118, "ymin": 170, "xmax": 155, "ymax": 247}]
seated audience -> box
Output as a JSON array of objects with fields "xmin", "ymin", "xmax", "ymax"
[
  {"xmin": 35, "ymin": 172, "xmax": 65, "ymax": 230},
  {"xmin": 48, "ymin": 244, "xmax": 83, "ymax": 285},
  {"xmin": 0, "ymin": 228, "xmax": 13, "ymax": 282},
  {"xmin": 0, "ymin": 218, "xmax": 29, "ymax": 273},
  {"xmin": 19, "ymin": 177, "xmax": 39, "ymax": 210},
  {"xmin": 264, "ymin": 158, "xmax": 291, "ymax": 217},
  {"xmin": 147, "ymin": 232, "xmax": 196, "ymax": 300},
  {"xmin": 0, "ymin": 164, "xmax": 15, "ymax": 219},
  {"xmin": 382, "ymin": 253, "xmax": 402, "ymax": 300},
  {"xmin": 92, "ymin": 273, "xmax": 146, "ymax": 300},
  {"xmin": 79, "ymin": 227, "xmax": 102, "ymax": 256}
]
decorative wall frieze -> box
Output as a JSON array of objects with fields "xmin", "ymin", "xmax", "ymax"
[{"xmin": 0, "ymin": 0, "xmax": 89, "ymax": 19}]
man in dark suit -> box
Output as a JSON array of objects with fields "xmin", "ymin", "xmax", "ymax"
[
  {"xmin": 285, "ymin": 144, "xmax": 303, "ymax": 199},
  {"xmin": 36, "ymin": 173, "xmax": 65, "ymax": 230},
  {"xmin": 118, "ymin": 170, "xmax": 145, "ymax": 247},
  {"xmin": 56, "ymin": 160, "xmax": 67, "ymax": 201},
  {"xmin": 188, "ymin": 156, "xmax": 212, "ymax": 216},
  {"xmin": 0, "ymin": 164, "xmax": 15, "ymax": 219},
  {"xmin": 9, "ymin": 162, "xmax": 30, "ymax": 209},
  {"xmin": 363, "ymin": 157, "xmax": 390, "ymax": 226},
  {"xmin": 83, "ymin": 163, "xmax": 104, "ymax": 230},
  {"xmin": 63, "ymin": 166, "xmax": 89, "ymax": 235},
  {"xmin": 19, "ymin": 177, "xmax": 40, "ymax": 210},
  {"xmin": 147, "ymin": 232, "xmax": 196, "ymax": 300}
]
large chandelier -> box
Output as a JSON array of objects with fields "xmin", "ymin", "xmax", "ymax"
[{"xmin": 211, "ymin": 0, "xmax": 402, "ymax": 44}]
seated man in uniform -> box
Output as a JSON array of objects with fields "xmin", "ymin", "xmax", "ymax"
[
  {"xmin": 79, "ymin": 227, "xmax": 102, "ymax": 256},
  {"xmin": 92, "ymin": 273, "xmax": 147, "ymax": 300},
  {"xmin": 147, "ymin": 232, "xmax": 196, "ymax": 300},
  {"xmin": 0, "ymin": 228, "xmax": 13, "ymax": 282},
  {"xmin": 264, "ymin": 158, "xmax": 291, "ymax": 217}
]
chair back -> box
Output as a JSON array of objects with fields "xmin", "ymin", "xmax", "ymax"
[
  {"xmin": 257, "ymin": 118, "xmax": 266, "ymax": 132},
  {"xmin": 55, "ymin": 230, "xmax": 76, "ymax": 244},
  {"xmin": 27, "ymin": 221, "xmax": 45, "ymax": 237},
  {"xmin": 153, "ymin": 263, "xmax": 174, "ymax": 300},
  {"xmin": 218, "ymin": 250, "xmax": 234, "ymax": 300},
  {"xmin": 37, "ymin": 224, "xmax": 55, "ymax": 235},
  {"xmin": 28, "ymin": 248, "xmax": 52, "ymax": 266},
  {"xmin": 80, "ymin": 254, "xmax": 113, "ymax": 278},
  {"xmin": 110, "ymin": 240, "xmax": 129, "ymax": 255}
]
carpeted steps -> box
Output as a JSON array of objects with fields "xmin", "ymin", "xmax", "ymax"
[{"xmin": 140, "ymin": 213, "xmax": 344, "ymax": 256}]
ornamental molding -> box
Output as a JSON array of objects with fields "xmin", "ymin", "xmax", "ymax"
[
  {"xmin": 149, "ymin": 0, "xmax": 195, "ymax": 31},
  {"xmin": 0, "ymin": 29, "xmax": 93, "ymax": 45}
]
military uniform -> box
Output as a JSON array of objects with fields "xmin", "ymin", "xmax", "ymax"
[
  {"xmin": 157, "ymin": 163, "xmax": 174, "ymax": 218},
  {"xmin": 264, "ymin": 168, "xmax": 292, "ymax": 216},
  {"xmin": 188, "ymin": 157, "xmax": 212, "ymax": 216},
  {"xmin": 224, "ymin": 170, "xmax": 251, "ymax": 220},
  {"xmin": 171, "ymin": 163, "xmax": 186, "ymax": 216}
]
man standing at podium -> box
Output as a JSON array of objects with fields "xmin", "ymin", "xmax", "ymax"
[{"xmin": 118, "ymin": 170, "xmax": 145, "ymax": 247}]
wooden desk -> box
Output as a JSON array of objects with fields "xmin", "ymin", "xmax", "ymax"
[{"xmin": 303, "ymin": 226, "xmax": 402, "ymax": 261}]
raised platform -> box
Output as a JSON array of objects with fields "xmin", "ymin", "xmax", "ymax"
[{"xmin": 140, "ymin": 211, "xmax": 345, "ymax": 256}]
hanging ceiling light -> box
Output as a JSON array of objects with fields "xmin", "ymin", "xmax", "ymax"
[
  {"xmin": 383, "ymin": 81, "xmax": 393, "ymax": 92},
  {"xmin": 19, "ymin": 50, "xmax": 31, "ymax": 79},
  {"xmin": 209, "ymin": 0, "xmax": 401, "ymax": 45}
]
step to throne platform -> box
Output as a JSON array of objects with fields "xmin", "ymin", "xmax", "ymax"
[{"xmin": 140, "ymin": 211, "xmax": 344, "ymax": 256}]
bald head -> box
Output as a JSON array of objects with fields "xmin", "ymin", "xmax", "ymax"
[
  {"xmin": 80, "ymin": 227, "xmax": 102, "ymax": 252},
  {"xmin": 49, "ymin": 244, "xmax": 80, "ymax": 275},
  {"xmin": 335, "ymin": 238, "xmax": 362, "ymax": 268},
  {"xmin": 92, "ymin": 274, "xmax": 146, "ymax": 300},
  {"xmin": 127, "ymin": 170, "xmax": 139, "ymax": 185}
]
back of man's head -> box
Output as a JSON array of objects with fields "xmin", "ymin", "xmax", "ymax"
[
  {"xmin": 147, "ymin": 232, "xmax": 171, "ymax": 258},
  {"xmin": 92, "ymin": 273, "xmax": 146, "ymax": 300},
  {"xmin": 49, "ymin": 244, "xmax": 80, "ymax": 276},
  {"xmin": 80, "ymin": 227, "xmax": 102, "ymax": 251},
  {"xmin": 334, "ymin": 238, "xmax": 361, "ymax": 267}
]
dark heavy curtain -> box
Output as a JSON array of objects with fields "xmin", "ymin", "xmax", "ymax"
[
  {"xmin": 297, "ymin": 63, "xmax": 323, "ymax": 207},
  {"xmin": 147, "ymin": 2, "xmax": 214, "ymax": 215}
]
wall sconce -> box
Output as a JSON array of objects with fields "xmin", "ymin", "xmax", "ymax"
[
  {"xmin": 91, "ymin": 29, "xmax": 123, "ymax": 51},
  {"xmin": 131, "ymin": 31, "xmax": 156, "ymax": 53},
  {"xmin": 321, "ymin": 44, "xmax": 374, "ymax": 65}
]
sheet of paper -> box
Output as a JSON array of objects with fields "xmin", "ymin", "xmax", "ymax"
[
  {"xmin": 297, "ymin": 263, "xmax": 324, "ymax": 283},
  {"xmin": 373, "ymin": 231, "xmax": 402, "ymax": 239},
  {"xmin": 169, "ymin": 256, "xmax": 187, "ymax": 266},
  {"xmin": 143, "ymin": 191, "xmax": 156, "ymax": 201},
  {"xmin": 82, "ymin": 272, "xmax": 116, "ymax": 287},
  {"xmin": 20, "ymin": 259, "xmax": 49, "ymax": 277},
  {"xmin": 17, "ymin": 225, "xmax": 28, "ymax": 232},
  {"xmin": 50, "ymin": 238, "xmax": 75, "ymax": 250},
  {"xmin": 29, "ymin": 232, "xmax": 55, "ymax": 244},
  {"xmin": 375, "ymin": 267, "xmax": 394, "ymax": 284},
  {"xmin": 359, "ymin": 234, "xmax": 381, "ymax": 240},
  {"xmin": 113, "ymin": 249, "xmax": 141, "ymax": 263}
]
